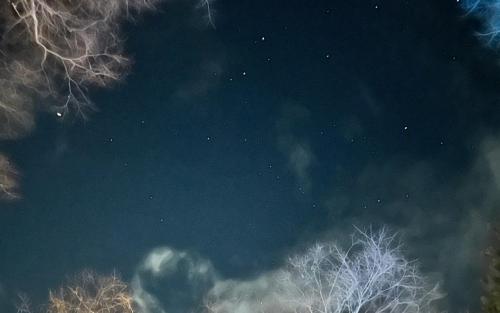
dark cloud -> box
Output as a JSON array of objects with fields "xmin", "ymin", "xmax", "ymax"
[{"xmin": 321, "ymin": 134, "xmax": 500, "ymax": 311}]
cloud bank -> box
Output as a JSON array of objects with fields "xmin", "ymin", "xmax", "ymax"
[
  {"xmin": 133, "ymin": 229, "xmax": 443, "ymax": 313},
  {"xmin": 322, "ymin": 133, "xmax": 500, "ymax": 310}
]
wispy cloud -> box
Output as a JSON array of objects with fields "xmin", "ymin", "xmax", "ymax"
[
  {"xmin": 133, "ymin": 229, "xmax": 443, "ymax": 313},
  {"xmin": 0, "ymin": 154, "xmax": 20, "ymax": 201},
  {"xmin": 132, "ymin": 247, "xmax": 217, "ymax": 313},
  {"xmin": 171, "ymin": 58, "xmax": 224, "ymax": 105},
  {"xmin": 277, "ymin": 104, "xmax": 315, "ymax": 193},
  {"xmin": 322, "ymin": 134, "xmax": 500, "ymax": 311}
]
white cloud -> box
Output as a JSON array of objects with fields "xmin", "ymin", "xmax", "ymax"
[
  {"xmin": 206, "ymin": 272, "xmax": 289, "ymax": 313},
  {"xmin": 133, "ymin": 230, "xmax": 443, "ymax": 313},
  {"xmin": 132, "ymin": 247, "xmax": 291, "ymax": 313},
  {"xmin": 132, "ymin": 247, "xmax": 217, "ymax": 313},
  {"xmin": 288, "ymin": 142, "xmax": 314, "ymax": 190},
  {"xmin": 142, "ymin": 248, "xmax": 183, "ymax": 276}
]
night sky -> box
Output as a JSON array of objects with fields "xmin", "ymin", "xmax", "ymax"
[{"xmin": 1, "ymin": 1, "xmax": 500, "ymax": 312}]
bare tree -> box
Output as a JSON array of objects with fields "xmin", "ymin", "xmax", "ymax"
[
  {"xmin": 1, "ymin": 0, "xmax": 216, "ymax": 118},
  {"xmin": 0, "ymin": 0, "xmax": 215, "ymax": 201},
  {"xmin": 18, "ymin": 271, "xmax": 134, "ymax": 313},
  {"xmin": 0, "ymin": 60, "xmax": 39, "ymax": 140},
  {"xmin": 205, "ymin": 228, "xmax": 443, "ymax": 313},
  {"xmin": 278, "ymin": 228, "xmax": 442, "ymax": 313},
  {"xmin": 3, "ymin": 0, "xmax": 160, "ymax": 117},
  {"xmin": 0, "ymin": 0, "xmax": 161, "ymax": 201}
]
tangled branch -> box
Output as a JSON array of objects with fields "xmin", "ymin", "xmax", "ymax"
[
  {"xmin": 3, "ymin": 0, "xmax": 160, "ymax": 116},
  {"xmin": 0, "ymin": 0, "xmax": 216, "ymax": 201},
  {"xmin": 280, "ymin": 228, "xmax": 442, "ymax": 313},
  {"xmin": 205, "ymin": 228, "xmax": 443, "ymax": 313},
  {"xmin": 18, "ymin": 271, "xmax": 135, "ymax": 313}
]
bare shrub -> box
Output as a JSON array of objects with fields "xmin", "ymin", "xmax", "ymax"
[{"xmin": 18, "ymin": 271, "xmax": 134, "ymax": 313}]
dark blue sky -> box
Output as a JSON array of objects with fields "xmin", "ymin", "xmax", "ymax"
[{"xmin": 1, "ymin": 1, "xmax": 500, "ymax": 312}]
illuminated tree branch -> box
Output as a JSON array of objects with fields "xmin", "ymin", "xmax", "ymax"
[
  {"xmin": 4, "ymin": 0, "xmax": 160, "ymax": 117},
  {"xmin": 0, "ymin": 0, "xmax": 216, "ymax": 200},
  {"xmin": 17, "ymin": 271, "xmax": 134, "ymax": 313},
  {"xmin": 205, "ymin": 228, "xmax": 443, "ymax": 313},
  {"xmin": 198, "ymin": 0, "xmax": 216, "ymax": 29},
  {"xmin": 278, "ymin": 228, "xmax": 442, "ymax": 313},
  {"xmin": 460, "ymin": 0, "xmax": 500, "ymax": 48}
]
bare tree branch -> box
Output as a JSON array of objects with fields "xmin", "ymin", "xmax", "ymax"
[
  {"xmin": 0, "ymin": 0, "xmax": 216, "ymax": 200},
  {"xmin": 204, "ymin": 228, "xmax": 443, "ymax": 313},
  {"xmin": 197, "ymin": 0, "xmax": 216, "ymax": 29},
  {"xmin": 17, "ymin": 271, "xmax": 135, "ymax": 313},
  {"xmin": 16, "ymin": 293, "xmax": 32, "ymax": 313},
  {"xmin": 277, "ymin": 227, "xmax": 443, "ymax": 313},
  {"xmin": 2, "ymin": 0, "xmax": 160, "ymax": 117}
]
